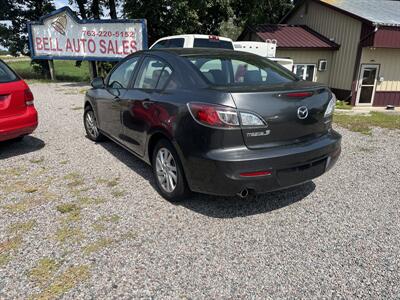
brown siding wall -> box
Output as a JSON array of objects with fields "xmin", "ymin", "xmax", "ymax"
[
  {"xmin": 276, "ymin": 49, "xmax": 333, "ymax": 85},
  {"xmin": 287, "ymin": 1, "xmax": 362, "ymax": 91},
  {"xmin": 373, "ymin": 92, "xmax": 400, "ymax": 107},
  {"xmin": 360, "ymin": 48, "xmax": 400, "ymax": 91}
]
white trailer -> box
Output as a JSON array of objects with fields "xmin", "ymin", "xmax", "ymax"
[
  {"xmin": 233, "ymin": 41, "xmax": 294, "ymax": 71},
  {"xmin": 233, "ymin": 41, "xmax": 276, "ymax": 58}
]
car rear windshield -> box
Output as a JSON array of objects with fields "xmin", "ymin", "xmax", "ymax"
[
  {"xmin": 193, "ymin": 38, "xmax": 234, "ymax": 50},
  {"xmin": 152, "ymin": 38, "xmax": 185, "ymax": 49},
  {"xmin": 0, "ymin": 60, "xmax": 18, "ymax": 83},
  {"xmin": 184, "ymin": 54, "xmax": 298, "ymax": 86}
]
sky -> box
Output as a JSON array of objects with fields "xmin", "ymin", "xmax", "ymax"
[
  {"xmin": 55, "ymin": 0, "xmax": 72, "ymax": 9},
  {"xmin": 0, "ymin": 0, "xmax": 119, "ymax": 50}
]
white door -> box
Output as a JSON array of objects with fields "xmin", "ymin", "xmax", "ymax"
[
  {"xmin": 293, "ymin": 64, "xmax": 316, "ymax": 81},
  {"xmin": 356, "ymin": 64, "xmax": 379, "ymax": 105}
]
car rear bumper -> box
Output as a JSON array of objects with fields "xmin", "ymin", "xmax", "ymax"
[
  {"xmin": 0, "ymin": 106, "xmax": 38, "ymax": 142},
  {"xmin": 183, "ymin": 130, "xmax": 341, "ymax": 196}
]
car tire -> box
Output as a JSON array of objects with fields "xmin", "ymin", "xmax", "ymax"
[
  {"xmin": 152, "ymin": 139, "xmax": 190, "ymax": 202},
  {"xmin": 84, "ymin": 106, "xmax": 105, "ymax": 142}
]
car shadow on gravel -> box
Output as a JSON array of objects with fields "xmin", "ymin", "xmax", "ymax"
[
  {"xmin": 0, "ymin": 136, "xmax": 45, "ymax": 159},
  {"xmin": 99, "ymin": 139, "xmax": 316, "ymax": 218},
  {"xmin": 179, "ymin": 182, "xmax": 316, "ymax": 218},
  {"xmin": 99, "ymin": 140, "xmax": 158, "ymax": 187}
]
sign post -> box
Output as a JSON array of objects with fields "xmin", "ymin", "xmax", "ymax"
[
  {"xmin": 48, "ymin": 60, "xmax": 56, "ymax": 80},
  {"xmin": 27, "ymin": 6, "xmax": 147, "ymax": 80}
]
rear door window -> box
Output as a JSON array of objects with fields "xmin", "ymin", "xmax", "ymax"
[
  {"xmin": 134, "ymin": 57, "xmax": 173, "ymax": 90},
  {"xmin": 0, "ymin": 61, "xmax": 17, "ymax": 83},
  {"xmin": 193, "ymin": 38, "xmax": 234, "ymax": 50},
  {"xmin": 107, "ymin": 56, "xmax": 139, "ymax": 89},
  {"xmin": 167, "ymin": 38, "xmax": 184, "ymax": 48}
]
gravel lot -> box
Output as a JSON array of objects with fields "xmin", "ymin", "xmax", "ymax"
[{"xmin": 1, "ymin": 82, "xmax": 400, "ymax": 299}]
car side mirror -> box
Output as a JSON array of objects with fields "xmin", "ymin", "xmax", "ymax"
[{"xmin": 91, "ymin": 77, "xmax": 104, "ymax": 89}]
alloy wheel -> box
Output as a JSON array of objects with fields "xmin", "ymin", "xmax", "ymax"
[
  {"xmin": 85, "ymin": 110, "xmax": 99, "ymax": 138},
  {"xmin": 155, "ymin": 147, "xmax": 178, "ymax": 193}
]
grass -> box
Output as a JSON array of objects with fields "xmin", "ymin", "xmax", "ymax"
[
  {"xmin": 63, "ymin": 211, "xmax": 81, "ymax": 224},
  {"xmin": 2, "ymin": 192, "xmax": 57, "ymax": 213},
  {"xmin": 334, "ymin": 111, "xmax": 400, "ymax": 135},
  {"xmin": 0, "ymin": 236, "xmax": 22, "ymax": 266},
  {"xmin": 7, "ymin": 60, "xmax": 90, "ymax": 82},
  {"xmin": 106, "ymin": 178, "xmax": 120, "ymax": 187},
  {"xmin": 54, "ymin": 226, "xmax": 84, "ymax": 243},
  {"xmin": 2, "ymin": 167, "xmax": 26, "ymax": 177},
  {"xmin": 64, "ymin": 172, "xmax": 84, "ymax": 188},
  {"xmin": 77, "ymin": 196, "xmax": 105, "ymax": 206},
  {"xmin": 8, "ymin": 220, "xmax": 37, "ymax": 235},
  {"xmin": 96, "ymin": 177, "xmax": 120, "ymax": 187},
  {"xmin": 111, "ymin": 190, "xmax": 125, "ymax": 198},
  {"xmin": 25, "ymin": 187, "xmax": 39, "ymax": 193},
  {"xmin": 82, "ymin": 238, "xmax": 114, "ymax": 255},
  {"xmin": 98, "ymin": 214, "xmax": 121, "ymax": 223},
  {"xmin": 335, "ymin": 100, "xmax": 352, "ymax": 110},
  {"xmin": 56, "ymin": 203, "xmax": 80, "ymax": 214},
  {"xmin": 92, "ymin": 223, "xmax": 106, "ymax": 232},
  {"xmin": 29, "ymin": 157, "xmax": 45, "ymax": 164},
  {"xmin": 2, "ymin": 200, "xmax": 31, "ymax": 213},
  {"xmin": 92, "ymin": 214, "xmax": 121, "ymax": 232},
  {"xmin": 29, "ymin": 258, "xmax": 60, "ymax": 287},
  {"xmin": 31, "ymin": 265, "xmax": 90, "ymax": 300}
]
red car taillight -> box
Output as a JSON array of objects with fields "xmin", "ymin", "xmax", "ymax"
[
  {"xmin": 240, "ymin": 171, "xmax": 272, "ymax": 177},
  {"xmin": 284, "ymin": 91, "xmax": 314, "ymax": 98},
  {"xmin": 24, "ymin": 88, "xmax": 34, "ymax": 106},
  {"xmin": 187, "ymin": 103, "xmax": 239, "ymax": 128}
]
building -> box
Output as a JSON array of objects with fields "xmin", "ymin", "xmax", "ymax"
[{"xmin": 238, "ymin": 0, "xmax": 400, "ymax": 107}]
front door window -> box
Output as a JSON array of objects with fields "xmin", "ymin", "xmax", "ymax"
[
  {"xmin": 356, "ymin": 65, "xmax": 379, "ymax": 105},
  {"xmin": 293, "ymin": 64, "xmax": 316, "ymax": 81}
]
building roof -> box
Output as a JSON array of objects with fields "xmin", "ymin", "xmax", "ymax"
[
  {"xmin": 321, "ymin": 0, "xmax": 400, "ymax": 26},
  {"xmin": 284, "ymin": 0, "xmax": 400, "ymax": 27},
  {"xmin": 240, "ymin": 24, "xmax": 340, "ymax": 50}
]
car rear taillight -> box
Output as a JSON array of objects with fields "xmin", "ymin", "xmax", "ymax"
[
  {"xmin": 324, "ymin": 93, "xmax": 336, "ymax": 118},
  {"xmin": 187, "ymin": 103, "xmax": 239, "ymax": 128},
  {"xmin": 188, "ymin": 102, "xmax": 267, "ymax": 129},
  {"xmin": 284, "ymin": 91, "xmax": 314, "ymax": 98},
  {"xmin": 240, "ymin": 171, "xmax": 272, "ymax": 177},
  {"xmin": 24, "ymin": 88, "xmax": 34, "ymax": 106}
]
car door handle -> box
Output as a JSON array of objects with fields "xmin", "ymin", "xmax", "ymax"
[{"xmin": 142, "ymin": 99, "xmax": 154, "ymax": 109}]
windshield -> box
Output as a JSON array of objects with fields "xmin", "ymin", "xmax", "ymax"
[
  {"xmin": 184, "ymin": 54, "xmax": 298, "ymax": 86},
  {"xmin": 0, "ymin": 60, "xmax": 18, "ymax": 83}
]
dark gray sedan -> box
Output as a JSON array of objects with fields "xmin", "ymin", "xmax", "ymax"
[{"xmin": 83, "ymin": 48, "xmax": 341, "ymax": 201}]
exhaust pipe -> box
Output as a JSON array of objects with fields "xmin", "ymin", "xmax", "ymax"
[{"xmin": 237, "ymin": 188, "xmax": 249, "ymax": 199}]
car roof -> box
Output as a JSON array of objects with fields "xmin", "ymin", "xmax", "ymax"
[
  {"xmin": 154, "ymin": 34, "xmax": 233, "ymax": 42},
  {"xmin": 141, "ymin": 47, "xmax": 253, "ymax": 58}
]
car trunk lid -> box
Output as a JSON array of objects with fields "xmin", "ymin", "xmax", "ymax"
[
  {"xmin": 0, "ymin": 80, "xmax": 28, "ymax": 118},
  {"xmin": 229, "ymin": 81, "xmax": 332, "ymax": 149}
]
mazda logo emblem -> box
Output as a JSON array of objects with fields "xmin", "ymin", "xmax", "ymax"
[{"xmin": 297, "ymin": 106, "xmax": 309, "ymax": 119}]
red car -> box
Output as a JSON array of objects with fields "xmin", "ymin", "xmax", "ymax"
[{"xmin": 0, "ymin": 59, "xmax": 38, "ymax": 142}]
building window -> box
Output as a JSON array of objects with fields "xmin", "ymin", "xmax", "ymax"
[{"xmin": 293, "ymin": 64, "xmax": 316, "ymax": 81}]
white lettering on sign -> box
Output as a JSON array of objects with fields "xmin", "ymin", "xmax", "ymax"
[{"xmin": 29, "ymin": 7, "xmax": 147, "ymax": 60}]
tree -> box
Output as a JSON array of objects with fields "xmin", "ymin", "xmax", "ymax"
[
  {"xmin": 232, "ymin": 0, "xmax": 293, "ymax": 27},
  {"xmin": 124, "ymin": 0, "xmax": 232, "ymax": 45},
  {"xmin": 72, "ymin": 0, "xmax": 88, "ymax": 19},
  {"xmin": 0, "ymin": 0, "xmax": 55, "ymax": 56}
]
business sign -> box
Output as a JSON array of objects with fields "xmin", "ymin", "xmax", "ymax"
[{"xmin": 27, "ymin": 6, "xmax": 147, "ymax": 61}]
